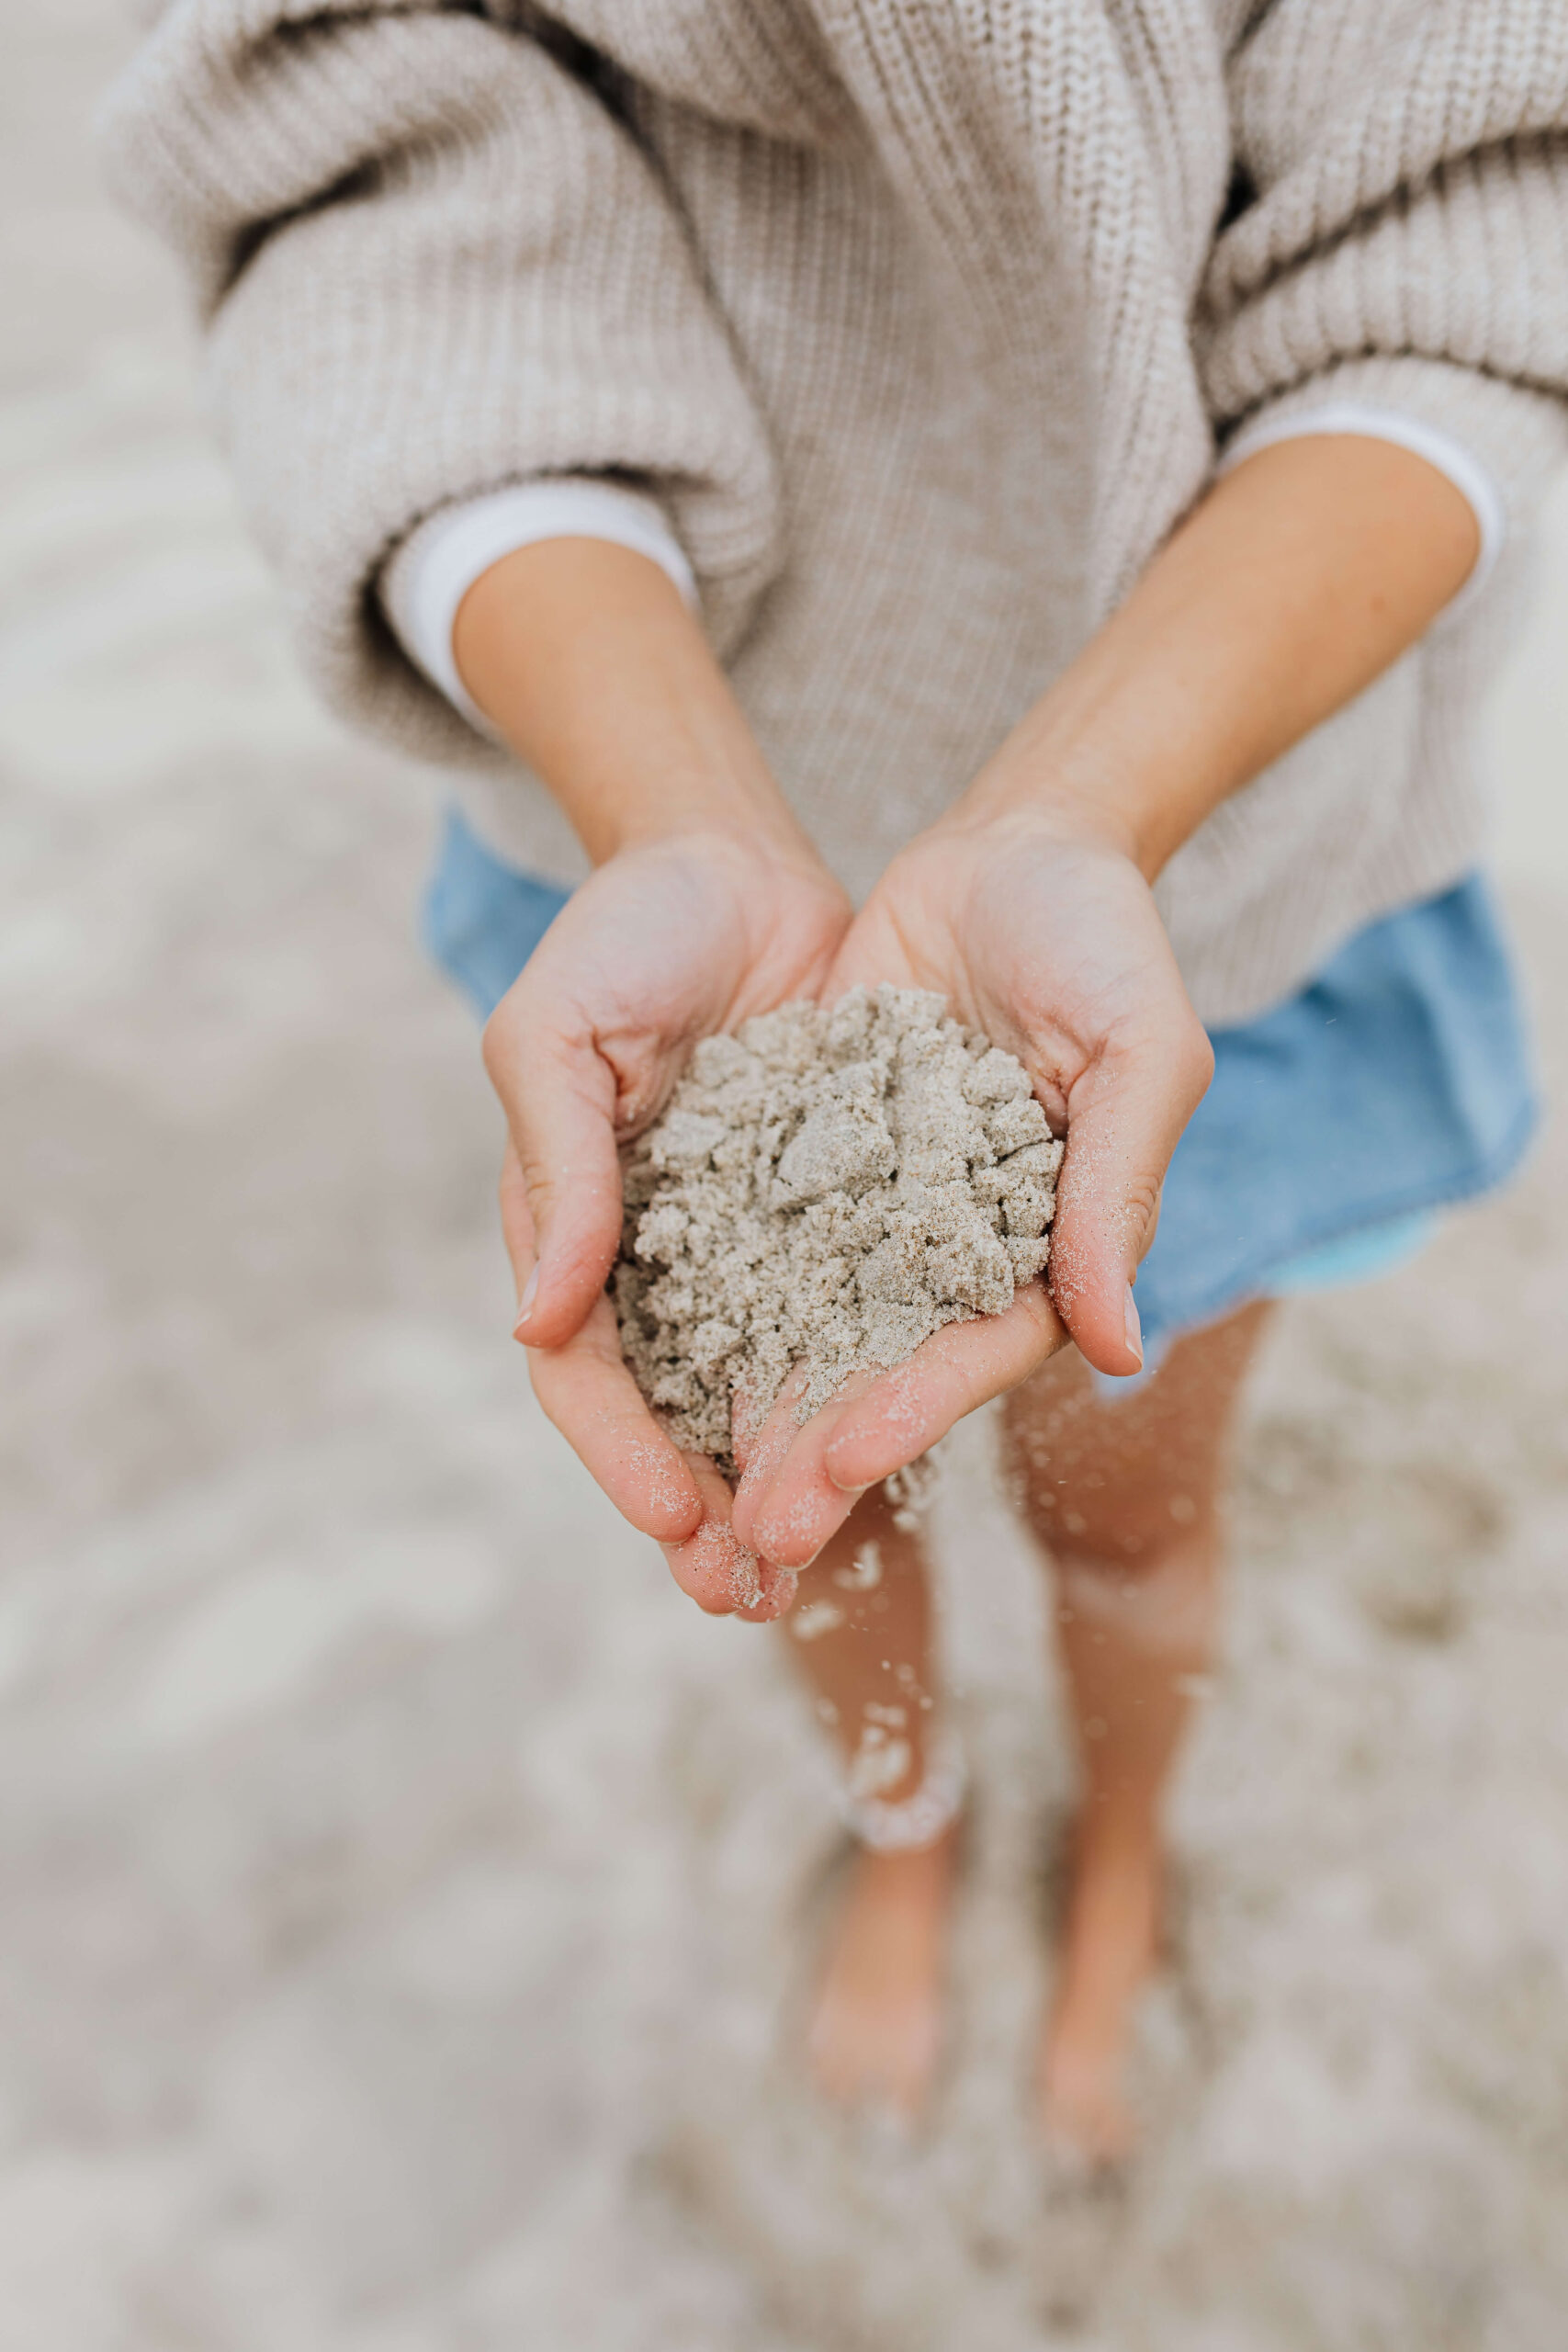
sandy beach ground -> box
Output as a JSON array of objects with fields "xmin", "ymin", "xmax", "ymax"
[{"xmin": 6, "ymin": 8, "xmax": 1568, "ymax": 2346}]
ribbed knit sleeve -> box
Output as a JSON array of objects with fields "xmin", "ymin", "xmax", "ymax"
[
  {"xmin": 98, "ymin": 3, "xmax": 782, "ymax": 763},
  {"xmin": 1201, "ymin": 0, "xmax": 1568, "ymax": 511}
]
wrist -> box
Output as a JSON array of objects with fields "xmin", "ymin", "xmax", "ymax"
[
  {"xmin": 592, "ymin": 775, "xmax": 827, "ymax": 879},
  {"xmin": 940, "ymin": 747, "xmax": 1156, "ymax": 881},
  {"xmin": 603, "ymin": 811, "xmax": 848, "ymax": 912},
  {"xmin": 454, "ymin": 535, "xmax": 830, "ymax": 880},
  {"xmin": 946, "ymin": 428, "xmax": 1484, "ymax": 888},
  {"xmin": 946, "ymin": 650, "xmax": 1216, "ymax": 886}
]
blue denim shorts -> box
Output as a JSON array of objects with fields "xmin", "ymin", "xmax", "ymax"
[{"xmin": 425, "ymin": 808, "xmax": 1538, "ymax": 1358}]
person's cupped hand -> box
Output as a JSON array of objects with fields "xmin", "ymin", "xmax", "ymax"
[
  {"xmin": 483, "ymin": 824, "xmax": 851, "ymax": 1623},
  {"xmin": 728, "ymin": 804, "xmax": 1214, "ymax": 1571}
]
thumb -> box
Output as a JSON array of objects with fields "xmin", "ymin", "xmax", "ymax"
[
  {"xmin": 1045, "ymin": 1018, "xmax": 1213, "ymax": 1376},
  {"xmin": 484, "ymin": 1002, "xmax": 625, "ymax": 1350}
]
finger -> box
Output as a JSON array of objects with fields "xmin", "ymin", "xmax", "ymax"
[
  {"xmin": 498, "ymin": 1137, "xmax": 537, "ymax": 1312},
  {"xmin": 728, "ymin": 1362, "xmax": 809, "ymax": 1488},
  {"xmin": 730, "ymin": 1367, "xmax": 880, "ymax": 1567},
  {"xmin": 731, "ymin": 1364, "xmax": 872, "ymax": 1588},
  {"xmin": 823, "ymin": 1277, "xmax": 1066, "ymax": 1488},
  {"xmin": 661, "ymin": 1452, "xmax": 797, "ymax": 1623},
  {"xmin": 1046, "ymin": 1022, "xmax": 1212, "ymax": 1377},
  {"xmin": 484, "ymin": 992, "xmax": 624, "ymax": 1350},
  {"xmin": 741, "ymin": 1555, "xmax": 799, "ymax": 1621},
  {"xmin": 729, "ymin": 1362, "xmax": 852, "ymax": 1566},
  {"xmin": 733, "ymin": 1281, "xmax": 1066, "ymax": 1566},
  {"xmin": 525, "ymin": 1293, "xmax": 704, "ymax": 1544}
]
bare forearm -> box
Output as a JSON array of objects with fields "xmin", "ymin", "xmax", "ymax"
[
  {"xmin": 453, "ymin": 536, "xmax": 818, "ymax": 870},
  {"xmin": 960, "ymin": 435, "xmax": 1483, "ymax": 876}
]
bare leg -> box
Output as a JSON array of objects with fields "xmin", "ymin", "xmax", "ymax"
[
  {"xmin": 774, "ymin": 1484, "xmax": 958, "ymax": 2116},
  {"xmin": 1001, "ymin": 1300, "xmax": 1272, "ymax": 2159}
]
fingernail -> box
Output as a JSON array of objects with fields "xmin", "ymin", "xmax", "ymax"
[
  {"xmin": 1123, "ymin": 1283, "xmax": 1144, "ymax": 1368},
  {"xmin": 757, "ymin": 1525, "xmax": 823, "ymax": 1573},
  {"xmin": 825, "ymin": 1467, "xmax": 872, "ymax": 1499},
  {"xmin": 513, "ymin": 1265, "xmax": 539, "ymax": 1336}
]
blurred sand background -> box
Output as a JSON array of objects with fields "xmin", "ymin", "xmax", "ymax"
[{"xmin": 6, "ymin": 6, "xmax": 1568, "ymax": 2346}]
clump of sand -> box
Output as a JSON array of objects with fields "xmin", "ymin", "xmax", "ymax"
[{"xmin": 614, "ymin": 987, "xmax": 1062, "ymax": 1469}]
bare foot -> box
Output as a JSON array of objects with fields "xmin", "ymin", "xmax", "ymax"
[
  {"xmin": 1038, "ymin": 1817, "xmax": 1162, "ymax": 2164},
  {"xmin": 806, "ymin": 1826, "xmax": 959, "ymax": 2118}
]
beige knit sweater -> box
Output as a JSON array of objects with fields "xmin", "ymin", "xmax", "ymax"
[{"xmin": 103, "ymin": 1, "xmax": 1568, "ymax": 1024}]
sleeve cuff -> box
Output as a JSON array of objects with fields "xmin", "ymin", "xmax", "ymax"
[
  {"xmin": 1215, "ymin": 356, "xmax": 1568, "ymax": 616},
  {"xmin": 379, "ymin": 480, "xmax": 698, "ymax": 737},
  {"xmin": 1217, "ymin": 398, "xmax": 1506, "ymax": 625}
]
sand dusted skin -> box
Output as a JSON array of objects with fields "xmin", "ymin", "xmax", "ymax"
[{"xmin": 614, "ymin": 987, "xmax": 1063, "ymax": 1471}]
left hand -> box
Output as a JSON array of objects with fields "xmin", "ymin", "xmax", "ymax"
[
  {"xmin": 729, "ymin": 801, "xmax": 1214, "ymax": 1566},
  {"xmin": 732, "ymin": 429, "xmax": 1486, "ymax": 1567},
  {"xmin": 484, "ymin": 824, "xmax": 849, "ymax": 1621}
]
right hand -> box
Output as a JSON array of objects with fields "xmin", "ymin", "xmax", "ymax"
[
  {"xmin": 482, "ymin": 824, "xmax": 851, "ymax": 1619},
  {"xmin": 728, "ymin": 804, "xmax": 1212, "ymax": 1569}
]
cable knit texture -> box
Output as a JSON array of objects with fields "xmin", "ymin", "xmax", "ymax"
[{"xmin": 102, "ymin": 0, "xmax": 1568, "ymax": 1024}]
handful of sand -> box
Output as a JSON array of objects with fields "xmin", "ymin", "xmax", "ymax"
[{"xmin": 614, "ymin": 987, "xmax": 1061, "ymax": 1472}]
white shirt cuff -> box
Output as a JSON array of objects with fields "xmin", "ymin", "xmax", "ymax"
[
  {"xmin": 1216, "ymin": 402, "xmax": 1506, "ymax": 623},
  {"xmin": 380, "ymin": 480, "xmax": 698, "ymax": 736}
]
